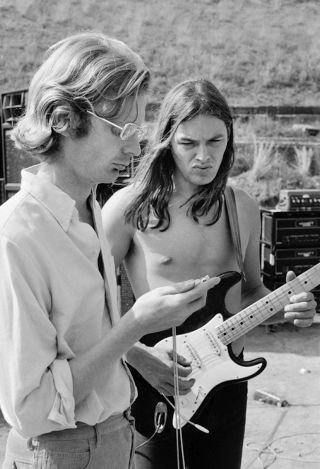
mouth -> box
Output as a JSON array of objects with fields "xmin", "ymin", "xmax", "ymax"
[
  {"xmin": 113, "ymin": 162, "xmax": 130, "ymax": 171},
  {"xmin": 193, "ymin": 165, "xmax": 212, "ymax": 170}
]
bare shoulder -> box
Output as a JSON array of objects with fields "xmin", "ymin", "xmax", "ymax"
[
  {"xmin": 231, "ymin": 186, "xmax": 260, "ymax": 224},
  {"xmin": 102, "ymin": 184, "xmax": 137, "ymax": 214},
  {"xmin": 101, "ymin": 184, "xmax": 138, "ymax": 236},
  {"xmin": 101, "ymin": 185, "xmax": 139, "ymax": 264}
]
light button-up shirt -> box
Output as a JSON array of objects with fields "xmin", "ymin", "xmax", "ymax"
[{"xmin": 0, "ymin": 164, "xmax": 133, "ymax": 437}]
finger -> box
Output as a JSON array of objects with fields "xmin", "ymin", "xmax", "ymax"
[
  {"xmin": 169, "ymin": 362, "xmax": 193, "ymax": 377},
  {"xmin": 293, "ymin": 318, "xmax": 314, "ymax": 328},
  {"xmin": 165, "ymin": 278, "xmax": 200, "ymax": 294},
  {"xmin": 179, "ymin": 276, "xmax": 221, "ymax": 304},
  {"xmin": 168, "ymin": 276, "xmax": 221, "ymax": 299},
  {"xmin": 286, "ymin": 270, "xmax": 296, "ymax": 282},
  {"xmin": 285, "ymin": 311, "xmax": 315, "ymax": 322},
  {"xmin": 177, "ymin": 378, "xmax": 195, "ymax": 393},
  {"xmin": 162, "ymin": 377, "xmax": 195, "ymax": 395},
  {"xmin": 289, "ymin": 292, "xmax": 314, "ymax": 303},
  {"xmin": 157, "ymin": 382, "xmax": 174, "ymax": 396},
  {"xmin": 168, "ymin": 351, "xmax": 192, "ymax": 367},
  {"xmin": 284, "ymin": 300, "xmax": 317, "ymax": 313}
]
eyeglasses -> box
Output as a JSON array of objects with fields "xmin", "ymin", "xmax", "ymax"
[{"xmin": 87, "ymin": 110, "xmax": 144, "ymax": 141}]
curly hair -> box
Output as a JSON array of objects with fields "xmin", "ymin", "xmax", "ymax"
[
  {"xmin": 125, "ymin": 79, "xmax": 234, "ymax": 231},
  {"xmin": 11, "ymin": 32, "xmax": 150, "ymax": 159}
]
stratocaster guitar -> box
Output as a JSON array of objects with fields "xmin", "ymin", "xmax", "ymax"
[{"xmin": 153, "ymin": 263, "xmax": 320, "ymax": 429}]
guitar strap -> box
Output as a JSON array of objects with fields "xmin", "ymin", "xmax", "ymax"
[{"xmin": 224, "ymin": 185, "xmax": 246, "ymax": 282}]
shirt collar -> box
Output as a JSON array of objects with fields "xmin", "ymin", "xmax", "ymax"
[{"xmin": 20, "ymin": 163, "xmax": 77, "ymax": 232}]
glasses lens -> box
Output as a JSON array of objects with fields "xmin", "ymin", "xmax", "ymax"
[
  {"xmin": 120, "ymin": 124, "xmax": 138, "ymax": 140},
  {"xmin": 121, "ymin": 124, "xmax": 146, "ymax": 142}
]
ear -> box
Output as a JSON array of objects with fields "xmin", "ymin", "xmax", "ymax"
[{"xmin": 51, "ymin": 108, "xmax": 82, "ymax": 137}]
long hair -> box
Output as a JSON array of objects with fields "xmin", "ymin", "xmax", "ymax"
[
  {"xmin": 12, "ymin": 32, "xmax": 150, "ymax": 159},
  {"xmin": 125, "ymin": 79, "xmax": 234, "ymax": 231}
]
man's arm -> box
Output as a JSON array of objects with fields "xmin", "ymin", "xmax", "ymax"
[{"xmin": 101, "ymin": 185, "xmax": 136, "ymax": 268}]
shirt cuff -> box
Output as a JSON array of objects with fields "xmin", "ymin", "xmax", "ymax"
[{"xmin": 47, "ymin": 359, "xmax": 76, "ymax": 428}]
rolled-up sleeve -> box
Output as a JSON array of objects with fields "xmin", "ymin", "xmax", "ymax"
[{"xmin": 0, "ymin": 235, "xmax": 76, "ymax": 437}]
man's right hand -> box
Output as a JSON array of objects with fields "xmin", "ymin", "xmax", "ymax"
[
  {"xmin": 127, "ymin": 343, "xmax": 195, "ymax": 396},
  {"xmin": 131, "ymin": 276, "xmax": 220, "ymax": 335}
]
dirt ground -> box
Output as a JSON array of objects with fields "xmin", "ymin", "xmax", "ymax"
[
  {"xmin": 242, "ymin": 320, "xmax": 320, "ymax": 469},
  {"xmin": 0, "ymin": 321, "xmax": 319, "ymax": 468}
]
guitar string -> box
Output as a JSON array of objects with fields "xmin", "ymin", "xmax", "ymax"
[
  {"xmin": 208, "ymin": 266, "xmax": 318, "ymax": 348},
  {"xmin": 216, "ymin": 276, "xmax": 313, "ymax": 344},
  {"xmin": 174, "ymin": 273, "xmax": 314, "ymax": 378},
  {"xmin": 178, "ymin": 265, "xmax": 319, "ymax": 361}
]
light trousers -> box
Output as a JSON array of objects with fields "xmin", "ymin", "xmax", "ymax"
[{"xmin": 3, "ymin": 410, "xmax": 135, "ymax": 469}]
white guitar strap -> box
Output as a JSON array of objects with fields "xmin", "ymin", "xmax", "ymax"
[{"xmin": 224, "ymin": 185, "xmax": 246, "ymax": 282}]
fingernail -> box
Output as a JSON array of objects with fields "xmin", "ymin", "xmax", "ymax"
[{"xmin": 201, "ymin": 275, "xmax": 210, "ymax": 283}]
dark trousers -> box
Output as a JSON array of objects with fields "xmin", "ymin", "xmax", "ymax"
[{"xmin": 135, "ymin": 381, "xmax": 248, "ymax": 469}]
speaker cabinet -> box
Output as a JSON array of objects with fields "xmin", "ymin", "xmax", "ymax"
[{"xmin": 1, "ymin": 90, "xmax": 34, "ymax": 200}]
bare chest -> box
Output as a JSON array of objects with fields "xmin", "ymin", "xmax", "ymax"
[{"xmin": 129, "ymin": 206, "xmax": 238, "ymax": 281}]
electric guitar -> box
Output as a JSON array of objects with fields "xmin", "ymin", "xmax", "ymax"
[{"xmin": 153, "ymin": 263, "xmax": 320, "ymax": 429}]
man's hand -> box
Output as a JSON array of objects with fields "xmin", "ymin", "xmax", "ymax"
[
  {"xmin": 128, "ymin": 344, "xmax": 194, "ymax": 396},
  {"xmin": 284, "ymin": 271, "xmax": 317, "ymax": 327},
  {"xmin": 131, "ymin": 276, "xmax": 220, "ymax": 335}
]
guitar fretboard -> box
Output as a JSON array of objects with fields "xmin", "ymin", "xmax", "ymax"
[{"xmin": 216, "ymin": 263, "xmax": 320, "ymax": 346}]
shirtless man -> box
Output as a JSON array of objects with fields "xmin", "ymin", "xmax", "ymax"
[{"xmin": 102, "ymin": 79, "xmax": 316, "ymax": 469}]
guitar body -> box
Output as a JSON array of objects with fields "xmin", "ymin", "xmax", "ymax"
[
  {"xmin": 156, "ymin": 313, "xmax": 266, "ymax": 429},
  {"xmin": 129, "ymin": 271, "xmax": 266, "ymax": 435}
]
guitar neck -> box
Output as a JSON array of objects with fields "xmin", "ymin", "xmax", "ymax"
[{"xmin": 216, "ymin": 263, "xmax": 320, "ymax": 346}]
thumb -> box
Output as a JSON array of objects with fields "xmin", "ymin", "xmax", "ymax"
[
  {"xmin": 286, "ymin": 270, "xmax": 296, "ymax": 282},
  {"xmin": 173, "ymin": 279, "xmax": 197, "ymax": 293}
]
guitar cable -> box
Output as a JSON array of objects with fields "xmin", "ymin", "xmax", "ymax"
[
  {"xmin": 160, "ymin": 394, "xmax": 209, "ymax": 433},
  {"xmin": 135, "ymin": 401, "xmax": 168, "ymax": 450},
  {"xmin": 172, "ymin": 326, "xmax": 185, "ymax": 469}
]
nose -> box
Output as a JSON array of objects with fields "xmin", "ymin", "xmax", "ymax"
[
  {"xmin": 195, "ymin": 144, "xmax": 210, "ymax": 162},
  {"xmin": 124, "ymin": 134, "xmax": 142, "ymax": 158}
]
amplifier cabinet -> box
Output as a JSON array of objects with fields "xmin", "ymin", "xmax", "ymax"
[
  {"xmin": 277, "ymin": 189, "xmax": 320, "ymax": 212},
  {"xmin": 261, "ymin": 209, "xmax": 320, "ymax": 247},
  {"xmin": 261, "ymin": 244, "xmax": 320, "ymax": 276}
]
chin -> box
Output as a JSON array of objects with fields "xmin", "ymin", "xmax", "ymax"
[{"xmin": 194, "ymin": 177, "xmax": 214, "ymax": 187}]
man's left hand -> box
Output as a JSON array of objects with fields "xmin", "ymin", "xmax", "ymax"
[{"xmin": 283, "ymin": 271, "xmax": 317, "ymax": 327}]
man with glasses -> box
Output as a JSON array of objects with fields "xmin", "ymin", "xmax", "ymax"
[{"xmin": 0, "ymin": 34, "xmax": 219, "ymax": 469}]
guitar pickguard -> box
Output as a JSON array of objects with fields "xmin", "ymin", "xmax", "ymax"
[{"xmin": 155, "ymin": 313, "xmax": 265, "ymax": 429}]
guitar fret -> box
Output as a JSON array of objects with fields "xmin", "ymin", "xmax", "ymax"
[{"xmin": 216, "ymin": 263, "xmax": 320, "ymax": 345}]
